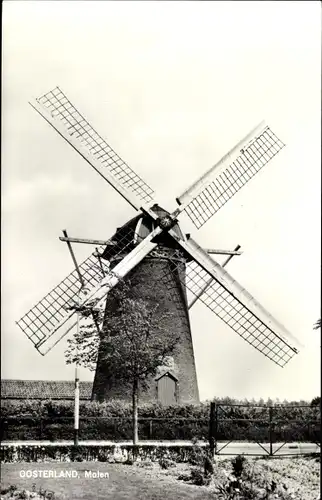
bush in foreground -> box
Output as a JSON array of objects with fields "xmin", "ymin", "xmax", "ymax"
[
  {"xmin": 0, "ymin": 483, "xmax": 55, "ymax": 499},
  {"xmin": 178, "ymin": 455, "xmax": 319, "ymax": 499}
]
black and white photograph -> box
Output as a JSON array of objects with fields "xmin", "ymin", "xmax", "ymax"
[{"xmin": 1, "ymin": 1, "xmax": 321, "ymax": 499}]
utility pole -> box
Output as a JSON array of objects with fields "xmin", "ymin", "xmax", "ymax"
[{"xmin": 74, "ymin": 289, "xmax": 81, "ymax": 447}]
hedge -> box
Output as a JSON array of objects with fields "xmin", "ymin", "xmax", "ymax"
[
  {"xmin": 2, "ymin": 398, "xmax": 316, "ymax": 419},
  {"xmin": 1, "ymin": 399, "xmax": 320, "ymax": 443},
  {"xmin": 1, "ymin": 416, "xmax": 209, "ymax": 441},
  {"xmin": 0, "ymin": 444, "xmax": 200, "ymax": 463},
  {"xmin": 0, "ymin": 400, "xmax": 210, "ymax": 418}
]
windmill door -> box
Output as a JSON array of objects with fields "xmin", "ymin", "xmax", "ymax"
[{"xmin": 157, "ymin": 373, "xmax": 177, "ymax": 405}]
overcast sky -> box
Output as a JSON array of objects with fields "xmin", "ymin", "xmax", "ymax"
[{"xmin": 2, "ymin": 1, "xmax": 321, "ymax": 402}]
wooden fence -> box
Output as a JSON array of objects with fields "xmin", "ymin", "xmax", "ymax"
[{"xmin": 1, "ymin": 403, "xmax": 320, "ymax": 456}]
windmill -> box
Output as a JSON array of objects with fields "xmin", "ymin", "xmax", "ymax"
[{"xmin": 17, "ymin": 87, "xmax": 302, "ymax": 405}]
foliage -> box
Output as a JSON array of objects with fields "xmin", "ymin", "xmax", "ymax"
[
  {"xmin": 3, "ymin": 397, "xmax": 315, "ymax": 419},
  {"xmin": 180, "ymin": 455, "xmax": 320, "ymax": 499},
  {"xmin": 0, "ymin": 483, "xmax": 55, "ymax": 499},
  {"xmin": 231, "ymin": 455, "xmax": 247, "ymax": 478},
  {"xmin": 0, "ymin": 444, "xmax": 205, "ymax": 464},
  {"xmin": 65, "ymin": 277, "xmax": 181, "ymax": 445},
  {"xmin": 135, "ymin": 461, "xmax": 154, "ymax": 469},
  {"xmin": 187, "ymin": 447, "xmax": 204, "ymax": 466},
  {"xmin": 2, "ymin": 464, "xmax": 214, "ymax": 500},
  {"xmin": 1, "ymin": 484, "xmax": 17, "ymax": 494},
  {"xmin": 1, "ymin": 456, "xmax": 320, "ymax": 500},
  {"xmin": 2, "ymin": 399, "xmax": 320, "ymax": 442},
  {"xmin": 311, "ymin": 396, "xmax": 321, "ymax": 407},
  {"xmin": 212, "ymin": 402, "xmax": 320, "ymax": 443},
  {"xmin": 189, "ymin": 467, "xmax": 212, "ymax": 486},
  {"xmin": 204, "ymin": 455, "xmax": 214, "ymax": 476},
  {"xmin": 1, "ymin": 417, "xmax": 209, "ymax": 442},
  {"xmin": 65, "ymin": 277, "xmax": 180, "ymax": 386},
  {"xmin": 158, "ymin": 458, "xmax": 176, "ymax": 469},
  {"xmin": 313, "ymin": 318, "xmax": 321, "ymax": 330}
]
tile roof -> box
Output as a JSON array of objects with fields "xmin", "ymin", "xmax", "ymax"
[{"xmin": 1, "ymin": 380, "xmax": 93, "ymax": 400}]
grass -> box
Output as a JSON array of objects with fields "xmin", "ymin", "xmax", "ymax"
[
  {"xmin": 0, "ymin": 456, "xmax": 320, "ymax": 500},
  {"xmin": 0, "ymin": 462, "xmax": 214, "ymax": 500}
]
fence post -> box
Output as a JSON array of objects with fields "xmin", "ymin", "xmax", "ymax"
[
  {"xmin": 1, "ymin": 420, "xmax": 7, "ymax": 441},
  {"xmin": 209, "ymin": 402, "xmax": 217, "ymax": 457},
  {"xmin": 149, "ymin": 420, "xmax": 153, "ymax": 440},
  {"xmin": 269, "ymin": 406, "xmax": 273, "ymax": 456},
  {"xmin": 39, "ymin": 419, "xmax": 43, "ymax": 440},
  {"xmin": 74, "ymin": 367, "xmax": 80, "ymax": 446}
]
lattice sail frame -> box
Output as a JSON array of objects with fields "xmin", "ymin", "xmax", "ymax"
[
  {"xmin": 33, "ymin": 87, "xmax": 154, "ymax": 206},
  {"xmin": 16, "ymin": 228, "xmax": 158, "ymax": 355},
  {"xmin": 182, "ymin": 126, "xmax": 285, "ymax": 229},
  {"xmin": 22, "ymin": 86, "xmax": 300, "ymax": 366},
  {"xmin": 160, "ymin": 246, "xmax": 298, "ymax": 368}
]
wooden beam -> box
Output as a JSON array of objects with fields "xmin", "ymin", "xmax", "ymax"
[
  {"xmin": 188, "ymin": 245, "xmax": 241, "ymax": 309},
  {"xmin": 205, "ymin": 248, "xmax": 242, "ymax": 256},
  {"xmin": 59, "ymin": 236, "xmax": 116, "ymax": 246},
  {"xmin": 95, "ymin": 247, "xmax": 106, "ymax": 277},
  {"xmin": 221, "ymin": 245, "xmax": 242, "ymax": 266},
  {"xmin": 62, "ymin": 230, "xmax": 85, "ymax": 288}
]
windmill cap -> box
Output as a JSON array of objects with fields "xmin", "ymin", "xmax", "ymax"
[{"xmin": 100, "ymin": 205, "xmax": 185, "ymax": 261}]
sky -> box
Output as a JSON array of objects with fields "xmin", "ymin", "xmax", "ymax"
[{"xmin": 2, "ymin": 0, "xmax": 321, "ymax": 402}]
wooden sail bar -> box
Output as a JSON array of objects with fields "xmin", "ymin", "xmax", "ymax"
[
  {"xmin": 60, "ymin": 235, "xmax": 241, "ymax": 257},
  {"xmin": 59, "ymin": 236, "xmax": 116, "ymax": 246},
  {"xmin": 205, "ymin": 248, "xmax": 242, "ymax": 256}
]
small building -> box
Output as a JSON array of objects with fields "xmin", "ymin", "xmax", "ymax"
[
  {"xmin": 1, "ymin": 376, "xmax": 184, "ymax": 406},
  {"xmin": 155, "ymin": 371, "xmax": 179, "ymax": 406},
  {"xmin": 1, "ymin": 379, "xmax": 92, "ymax": 405}
]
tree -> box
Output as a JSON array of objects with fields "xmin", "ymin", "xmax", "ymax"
[
  {"xmin": 65, "ymin": 277, "xmax": 181, "ymax": 445},
  {"xmin": 313, "ymin": 318, "xmax": 321, "ymax": 330},
  {"xmin": 310, "ymin": 396, "xmax": 321, "ymax": 407}
]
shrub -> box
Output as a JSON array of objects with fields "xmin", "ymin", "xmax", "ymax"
[
  {"xmin": 1, "ymin": 484, "xmax": 17, "ymax": 495},
  {"xmin": 1, "ymin": 398, "xmax": 320, "ymax": 443},
  {"xmin": 1, "ymin": 444, "xmax": 199, "ymax": 464},
  {"xmin": 159, "ymin": 458, "xmax": 176, "ymax": 469},
  {"xmin": 135, "ymin": 461, "xmax": 154, "ymax": 468},
  {"xmin": 17, "ymin": 490, "xmax": 29, "ymax": 499},
  {"xmin": 311, "ymin": 397, "xmax": 320, "ymax": 407},
  {"xmin": 188, "ymin": 445, "xmax": 205, "ymax": 466},
  {"xmin": 204, "ymin": 455, "xmax": 214, "ymax": 476},
  {"xmin": 177, "ymin": 473, "xmax": 191, "ymax": 482},
  {"xmin": 189, "ymin": 468, "xmax": 212, "ymax": 486},
  {"xmin": 231, "ymin": 454, "xmax": 247, "ymax": 478},
  {"xmin": 0, "ymin": 485, "xmax": 56, "ymax": 500}
]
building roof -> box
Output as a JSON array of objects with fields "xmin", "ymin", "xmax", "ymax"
[
  {"xmin": 1, "ymin": 379, "xmax": 93, "ymax": 400},
  {"xmin": 155, "ymin": 371, "xmax": 178, "ymax": 382}
]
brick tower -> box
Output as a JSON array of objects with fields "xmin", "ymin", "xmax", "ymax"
[{"xmin": 92, "ymin": 205, "xmax": 200, "ymax": 404}]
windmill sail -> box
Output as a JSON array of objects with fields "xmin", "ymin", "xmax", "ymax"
[
  {"xmin": 30, "ymin": 87, "xmax": 155, "ymax": 210},
  {"xmin": 175, "ymin": 123, "xmax": 285, "ymax": 229},
  {"xmin": 161, "ymin": 235, "xmax": 301, "ymax": 367},
  {"xmin": 20, "ymin": 83, "xmax": 301, "ymax": 376},
  {"xmin": 16, "ymin": 246, "xmax": 108, "ymax": 351},
  {"xmin": 17, "ymin": 226, "xmax": 161, "ymax": 355}
]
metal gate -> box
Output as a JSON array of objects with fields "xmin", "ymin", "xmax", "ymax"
[{"xmin": 209, "ymin": 402, "xmax": 321, "ymax": 456}]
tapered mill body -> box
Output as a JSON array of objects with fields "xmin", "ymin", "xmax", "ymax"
[{"xmin": 92, "ymin": 205, "xmax": 200, "ymax": 404}]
